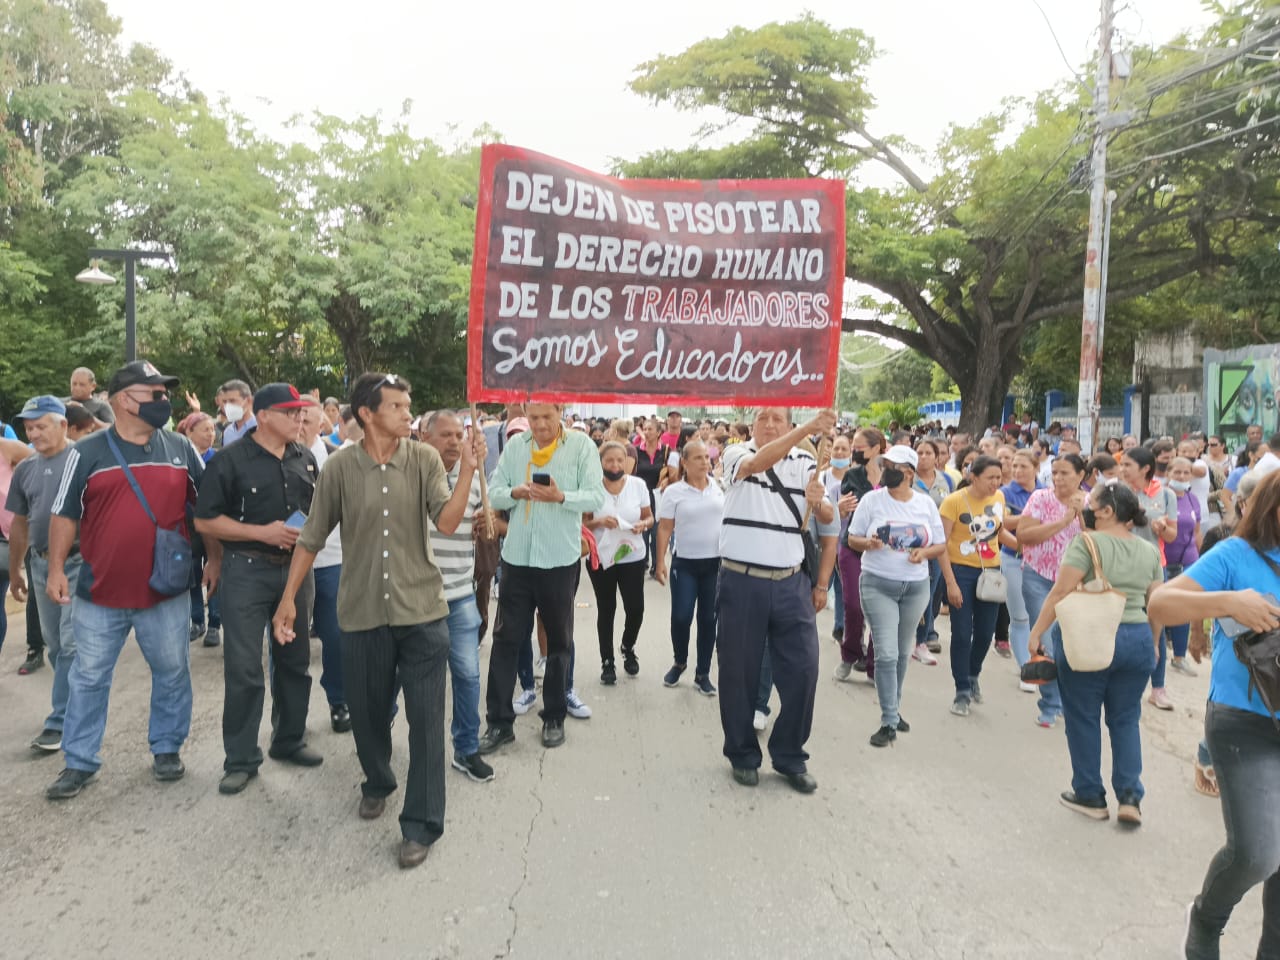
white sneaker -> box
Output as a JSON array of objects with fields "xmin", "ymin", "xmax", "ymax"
[
  {"xmin": 566, "ymin": 688, "xmax": 592, "ymax": 719},
  {"xmin": 911, "ymin": 644, "xmax": 938, "ymax": 665},
  {"xmin": 752, "ymin": 710, "xmax": 768, "ymax": 731},
  {"xmin": 512, "ymin": 689, "xmax": 537, "ymax": 715},
  {"xmin": 1019, "ymin": 682, "xmax": 1037, "ymax": 694},
  {"xmin": 534, "ymin": 656, "xmax": 547, "ymax": 678},
  {"xmin": 834, "ymin": 661, "xmax": 853, "ymax": 682}
]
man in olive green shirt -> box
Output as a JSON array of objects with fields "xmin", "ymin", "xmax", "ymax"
[
  {"xmin": 271, "ymin": 372, "xmax": 485, "ymax": 871},
  {"xmin": 480, "ymin": 402, "xmax": 604, "ymax": 752}
]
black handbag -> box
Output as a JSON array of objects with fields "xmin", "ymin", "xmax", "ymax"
[
  {"xmin": 106, "ymin": 431, "xmax": 194, "ymax": 597},
  {"xmin": 1235, "ymin": 544, "xmax": 1280, "ymax": 729},
  {"xmin": 765, "ymin": 467, "xmax": 822, "ymax": 588}
]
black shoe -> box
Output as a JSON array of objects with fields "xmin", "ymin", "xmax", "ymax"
[
  {"xmin": 478, "ymin": 724, "xmax": 515, "ymax": 755},
  {"xmin": 896, "ymin": 716, "xmax": 910, "ymax": 733},
  {"xmin": 1059, "ymin": 790, "xmax": 1109, "ymax": 820},
  {"xmin": 46, "ymin": 768, "xmax": 96, "ymax": 800},
  {"xmin": 732, "ymin": 766, "xmax": 759, "ymax": 787},
  {"xmin": 541, "ymin": 719, "xmax": 565, "ymax": 748},
  {"xmin": 852, "ymin": 658, "xmax": 867, "ymax": 673},
  {"xmin": 30, "ymin": 727, "xmax": 62, "ymax": 752},
  {"xmin": 1183, "ymin": 902, "xmax": 1222, "ymax": 959},
  {"xmin": 781, "ymin": 771, "xmax": 818, "ymax": 794},
  {"xmin": 218, "ymin": 770, "xmax": 258, "ymax": 795},
  {"xmin": 662, "ymin": 664, "xmax": 685, "ymax": 687},
  {"xmin": 601, "ymin": 661, "xmax": 616, "ymax": 685},
  {"xmin": 832, "ymin": 627, "xmax": 844, "ymax": 642},
  {"xmin": 622, "ymin": 648, "xmax": 639, "ymax": 676},
  {"xmin": 268, "ymin": 745, "xmax": 323, "ymax": 767},
  {"xmin": 203, "ymin": 626, "xmax": 222, "ymax": 647},
  {"xmin": 153, "ymin": 752, "xmax": 185, "ymax": 782},
  {"xmin": 330, "ymin": 703, "xmax": 352, "ymax": 733},
  {"xmin": 452, "ymin": 752, "xmax": 495, "ymax": 783},
  {"xmin": 19, "ymin": 648, "xmax": 44, "ymax": 675},
  {"xmin": 869, "ymin": 725, "xmax": 897, "ymax": 748},
  {"xmin": 189, "ymin": 622, "xmax": 205, "ymax": 643}
]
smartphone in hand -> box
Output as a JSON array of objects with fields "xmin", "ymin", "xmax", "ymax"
[{"xmin": 532, "ymin": 473, "xmax": 551, "ymax": 486}]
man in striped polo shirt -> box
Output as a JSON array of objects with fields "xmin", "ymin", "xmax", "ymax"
[
  {"xmin": 717, "ymin": 406, "xmax": 836, "ymax": 794},
  {"xmin": 423, "ymin": 410, "xmax": 493, "ymax": 784}
]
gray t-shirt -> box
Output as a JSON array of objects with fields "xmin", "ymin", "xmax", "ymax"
[
  {"xmin": 63, "ymin": 395, "xmax": 115, "ymax": 424},
  {"xmin": 5, "ymin": 445, "xmax": 76, "ymax": 553}
]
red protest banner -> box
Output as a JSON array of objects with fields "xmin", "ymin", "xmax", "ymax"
[{"xmin": 467, "ymin": 144, "xmax": 845, "ymax": 406}]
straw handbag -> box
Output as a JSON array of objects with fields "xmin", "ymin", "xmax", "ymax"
[{"xmin": 1056, "ymin": 533, "xmax": 1124, "ymax": 672}]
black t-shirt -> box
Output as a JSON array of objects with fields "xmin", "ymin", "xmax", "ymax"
[
  {"xmin": 634, "ymin": 443, "xmax": 668, "ymax": 492},
  {"xmin": 195, "ymin": 428, "xmax": 317, "ymax": 554}
]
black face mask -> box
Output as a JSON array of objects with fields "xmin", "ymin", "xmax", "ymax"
[
  {"xmin": 881, "ymin": 466, "xmax": 905, "ymax": 489},
  {"xmin": 136, "ymin": 398, "xmax": 172, "ymax": 430},
  {"xmin": 1081, "ymin": 507, "xmax": 1097, "ymax": 530},
  {"xmin": 850, "ymin": 449, "xmax": 868, "ymax": 466},
  {"xmin": 602, "ymin": 468, "xmax": 626, "ymax": 482}
]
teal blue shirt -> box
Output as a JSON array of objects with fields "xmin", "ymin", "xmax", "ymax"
[{"xmin": 490, "ymin": 429, "xmax": 605, "ymax": 569}]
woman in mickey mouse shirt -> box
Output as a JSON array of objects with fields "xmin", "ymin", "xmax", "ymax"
[{"xmin": 939, "ymin": 455, "xmax": 1007, "ymax": 717}]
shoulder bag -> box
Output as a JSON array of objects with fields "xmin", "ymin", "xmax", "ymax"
[
  {"xmin": 765, "ymin": 467, "xmax": 821, "ymax": 588},
  {"xmin": 1236, "ymin": 545, "xmax": 1280, "ymax": 730},
  {"xmin": 1055, "ymin": 532, "xmax": 1124, "ymax": 671},
  {"xmin": 964, "ymin": 492, "xmax": 1008, "ymax": 603},
  {"xmin": 105, "ymin": 431, "xmax": 194, "ymax": 597}
]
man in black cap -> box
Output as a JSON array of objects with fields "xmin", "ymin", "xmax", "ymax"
[
  {"xmin": 44, "ymin": 360, "xmax": 209, "ymax": 800},
  {"xmin": 194, "ymin": 382, "xmax": 321, "ymax": 795}
]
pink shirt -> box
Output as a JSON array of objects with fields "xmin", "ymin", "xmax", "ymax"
[{"xmin": 1021, "ymin": 488, "xmax": 1081, "ymax": 581}]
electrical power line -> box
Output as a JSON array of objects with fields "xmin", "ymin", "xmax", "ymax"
[
  {"xmin": 1029, "ymin": 0, "xmax": 1089, "ymax": 85},
  {"xmin": 1107, "ymin": 112, "xmax": 1280, "ymax": 179}
]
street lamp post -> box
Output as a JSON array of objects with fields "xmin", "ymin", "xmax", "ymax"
[{"xmin": 75, "ymin": 247, "xmax": 171, "ymax": 362}]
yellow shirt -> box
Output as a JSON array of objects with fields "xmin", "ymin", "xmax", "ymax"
[{"xmin": 939, "ymin": 488, "xmax": 1006, "ymax": 568}]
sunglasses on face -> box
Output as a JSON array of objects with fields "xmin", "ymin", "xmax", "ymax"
[{"xmin": 127, "ymin": 389, "xmax": 168, "ymax": 402}]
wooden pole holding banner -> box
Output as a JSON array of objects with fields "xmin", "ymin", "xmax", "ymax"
[
  {"xmin": 802, "ymin": 436, "xmax": 832, "ymax": 529},
  {"xmin": 470, "ymin": 403, "xmax": 495, "ymax": 540}
]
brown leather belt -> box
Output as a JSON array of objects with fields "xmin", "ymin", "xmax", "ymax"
[{"xmin": 721, "ymin": 559, "xmax": 803, "ymax": 581}]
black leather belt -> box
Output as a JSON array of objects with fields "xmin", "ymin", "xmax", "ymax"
[{"xmin": 229, "ymin": 549, "xmax": 292, "ymax": 567}]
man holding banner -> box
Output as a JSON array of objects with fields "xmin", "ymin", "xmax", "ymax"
[{"xmin": 716, "ymin": 406, "xmax": 836, "ymax": 794}]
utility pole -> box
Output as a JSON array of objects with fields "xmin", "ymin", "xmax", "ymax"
[{"xmin": 1075, "ymin": 0, "xmax": 1114, "ymax": 455}]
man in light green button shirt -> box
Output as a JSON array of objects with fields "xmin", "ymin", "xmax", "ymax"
[{"xmin": 480, "ymin": 403, "xmax": 604, "ymax": 751}]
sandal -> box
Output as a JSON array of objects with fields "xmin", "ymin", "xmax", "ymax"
[{"xmin": 1193, "ymin": 760, "xmax": 1219, "ymax": 799}]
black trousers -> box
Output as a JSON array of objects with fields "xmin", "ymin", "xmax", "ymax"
[
  {"xmin": 586, "ymin": 560, "xmax": 646, "ymax": 664},
  {"xmin": 486, "ymin": 561, "xmax": 577, "ymax": 724},
  {"xmin": 716, "ymin": 567, "xmax": 818, "ymax": 775},
  {"xmin": 220, "ymin": 552, "xmax": 313, "ymax": 772},
  {"xmin": 343, "ymin": 618, "xmax": 450, "ymax": 845}
]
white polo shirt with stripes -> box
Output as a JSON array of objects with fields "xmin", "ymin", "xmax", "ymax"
[
  {"xmin": 427, "ymin": 459, "xmax": 484, "ymax": 601},
  {"xmin": 718, "ymin": 441, "xmax": 816, "ymax": 567}
]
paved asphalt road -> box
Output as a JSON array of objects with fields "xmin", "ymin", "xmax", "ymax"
[{"xmin": 0, "ymin": 580, "xmax": 1261, "ymax": 959}]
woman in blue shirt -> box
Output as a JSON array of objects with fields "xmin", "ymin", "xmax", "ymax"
[
  {"xmin": 1150, "ymin": 470, "xmax": 1280, "ymax": 959},
  {"xmin": 997, "ymin": 451, "xmax": 1040, "ymax": 674}
]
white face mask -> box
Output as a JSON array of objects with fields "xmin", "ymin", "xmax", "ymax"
[{"xmin": 224, "ymin": 403, "xmax": 245, "ymax": 423}]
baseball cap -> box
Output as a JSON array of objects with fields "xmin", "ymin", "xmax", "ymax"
[
  {"xmin": 252, "ymin": 383, "xmax": 310, "ymax": 413},
  {"xmin": 506, "ymin": 417, "xmax": 530, "ymax": 437},
  {"xmin": 15, "ymin": 395, "xmax": 67, "ymax": 420},
  {"xmin": 881, "ymin": 445, "xmax": 919, "ymax": 469},
  {"xmin": 106, "ymin": 360, "xmax": 179, "ymax": 395}
]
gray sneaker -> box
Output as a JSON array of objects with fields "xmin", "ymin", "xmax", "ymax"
[
  {"xmin": 950, "ymin": 696, "xmax": 972, "ymax": 717},
  {"xmin": 969, "ymin": 678, "xmax": 983, "ymax": 704},
  {"xmin": 203, "ymin": 626, "xmax": 222, "ymax": 648},
  {"xmin": 834, "ymin": 661, "xmax": 853, "ymax": 682},
  {"xmin": 566, "ymin": 688, "xmax": 592, "ymax": 719},
  {"xmin": 30, "ymin": 728, "xmax": 62, "ymax": 752}
]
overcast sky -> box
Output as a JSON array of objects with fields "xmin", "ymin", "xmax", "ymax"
[{"xmin": 106, "ymin": 0, "xmax": 1214, "ymax": 174}]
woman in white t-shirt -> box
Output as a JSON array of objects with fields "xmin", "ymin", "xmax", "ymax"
[
  {"xmin": 847, "ymin": 445, "xmax": 946, "ymax": 748},
  {"xmin": 654, "ymin": 440, "xmax": 724, "ymax": 696},
  {"xmin": 583, "ymin": 441, "xmax": 654, "ymax": 685}
]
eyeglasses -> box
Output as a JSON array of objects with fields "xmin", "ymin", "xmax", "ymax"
[
  {"xmin": 268, "ymin": 407, "xmax": 306, "ymax": 420},
  {"xmin": 377, "ymin": 373, "xmax": 402, "ymax": 389},
  {"xmin": 126, "ymin": 389, "xmax": 168, "ymax": 402},
  {"xmin": 1208, "ymin": 441, "xmax": 1222, "ymax": 448}
]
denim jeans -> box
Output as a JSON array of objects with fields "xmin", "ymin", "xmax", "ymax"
[
  {"xmin": 860, "ymin": 572, "xmax": 931, "ymax": 728},
  {"xmin": 189, "ymin": 537, "xmax": 220, "ymax": 628},
  {"xmin": 1020, "ymin": 566, "xmax": 1064, "ymax": 721},
  {"xmin": 670, "ymin": 556, "xmax": 718, "ymax": 676},
  {"xmin": 313, "ymin": 563, "xmax": 345, "ymax": 706},
  {"xmin": 948, "ymin": 565, "xmax": 999, "ymax": 697},
  {"xmin": 1192, "ymin": 701, "xmax": 1280, "ymax": 956},
  {"xmin": 1054, "ymin": 621, "xmax": 1154, "ymax": 803},
  {"xmin": 446, "ymin": 595, "xmax": 482, "ymax": 756},
  {"xmin": 63, "ymin": 593, "xmax": 191, "ymax": 772},
  {"xmin": 29, "ymin": 553, "xmax": 82, "ymax": 731},
  {"xmin": 1000, "ymin": 553, "xmax": 1030, "ymax": 667},
  {"xmin": 916, "ymin": 558, "xmax": 943, "ymax": 646}
]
